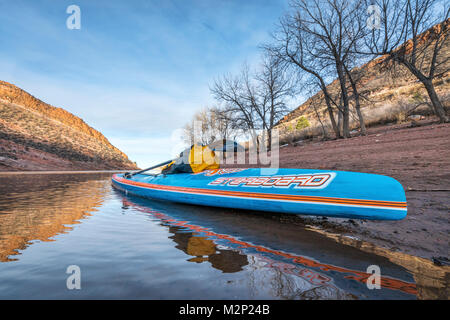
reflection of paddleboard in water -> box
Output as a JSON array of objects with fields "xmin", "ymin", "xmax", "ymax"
[
  {"xmin": 167, "ymin": 225, "xmax": 248, "ymax": 273},
  {"xmin": 112, "ymin": 168, "xmax": 407, "ymax": 220},
  {"xmin": 168, "ymin": 222, "xmax": 340, "ymax": 297},
  {"xmin": 123, "ymin": 198, "xmax": 417, "ymax": 297}
]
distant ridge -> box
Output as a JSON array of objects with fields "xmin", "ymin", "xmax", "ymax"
[{"xmin": 0, "ymin": 81, "xmax": 138, "ymax": 171}]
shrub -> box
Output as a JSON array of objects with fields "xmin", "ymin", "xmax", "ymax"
[
  {"xmin": 295, "ymin": 117, "xmax": 310, "ymax": 130},
  {"xmin": 286, "ymin": 123, "xmax": 294, "ymax": 132},
  {"xmin": 410, "ymin": 91, "xmax": 424, "ymax": 104}
]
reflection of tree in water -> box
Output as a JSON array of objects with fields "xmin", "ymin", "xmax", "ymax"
[
  {"xmin": 244, "ymin": 255, "xmax": 356, "ymax": 300},
  {"xmin": 167, "ymin": 225, "xmax": 248, "ymax": 273},
  {"xmin": 297, "ymin": 285, "xmax": 357, "ymax": 300}
]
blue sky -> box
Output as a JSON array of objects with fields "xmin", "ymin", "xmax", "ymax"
[{"xmin": 0, "ymin": 0, "xmax": 290, "ymax": 167}]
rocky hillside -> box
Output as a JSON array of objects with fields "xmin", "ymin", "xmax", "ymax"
[
  {"xmin": 277, "ymin": 20, "xmax": 450, "ymax": 137},
  {"xmin": 0, "ymin": 81, "xmax": 138, "ymax": 171}
]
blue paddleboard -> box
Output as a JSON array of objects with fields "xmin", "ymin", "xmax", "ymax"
[{"xmin": 112, "ymin": 168, "xmax": 407, "ymax": 220}]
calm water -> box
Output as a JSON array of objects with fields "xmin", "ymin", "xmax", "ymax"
[{"xmin": 0, "ymin": 173, "xmax": 446, "ymax": 299}]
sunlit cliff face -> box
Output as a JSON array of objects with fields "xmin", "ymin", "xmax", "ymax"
[{"xmin": 0, "ymin": 81, "xmax": 138, "ymax": 171}]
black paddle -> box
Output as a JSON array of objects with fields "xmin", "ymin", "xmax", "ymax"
[{"xmin": 123, "ymin": 159, "xmax": 173, "ymax": 179}]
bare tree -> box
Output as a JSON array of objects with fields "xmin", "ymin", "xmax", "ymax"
[
  {"xmin": 295, "ymin": 0, "xmax": 368, "ymax": 137},
  {"xmin": 211, "ymin": 58, "xmax": 293, "ymax": 149},
  {"xmin": 344, "ymin": 65, "xmax": 367, "ymax": 135},
  {"xmin": 266, "ymin": 11, "xmax": 342, "ymax": 138},
  {"xmin": 267, "ymin": 0, "xmax": 368, "ymax": 138},
  {"xmin": 209, "ymin": 107, "xmax": 236, "ymax": 141},
  {"xmin": 211, "ymin": 66, "xmax": 259, "ymax": 137},
  {"xmin": 183, "ymin": 107, "xmax": 236, "ymax": 145},
  {"xmin": 255, "ymin": 56, "xmax": 294, "ymax": 148},
  {"xmin": 364, "ymin": 0, "xmax": 449, "ymax": 122},
  {"xmin": 308, "ymin": 86, "xmax": 329, "ymax": 139}
]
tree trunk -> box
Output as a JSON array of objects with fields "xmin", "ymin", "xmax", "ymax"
[
  {"xmin": 313, "ymin": 104, "xmax": 328, "ymax": 139},
  {"xmin": 355, "ymin": 102, "xmax": 367, "ymax": 135},
  {"xmin": 323, "ymin": 93, "xmax": 341, "ymax": 138},
  {"xmin": 352, "ymin": 92, "xmax": 366, "ymax": 136},
  {"xmin": 316, "ymin": 79, "xmax": 340, "ymax": 138},
  {"xmin": 345, "ymin": 67, "xmax": 367, "ymax": 135},
  {"xmin": 422, "ymin": 79, "xmax": 449, "ymax": 123},
  {"xmin": 394, "ymin": 54, "xmax": 449, "ymax": 123},
  {"xmin": 336, "ymin": 65, "xmax": 351, "ymax": 138}
]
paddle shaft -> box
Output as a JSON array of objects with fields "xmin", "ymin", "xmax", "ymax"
[{"xmin": 125, "ymin": 159, "xmax": 173, "ymax": 178}]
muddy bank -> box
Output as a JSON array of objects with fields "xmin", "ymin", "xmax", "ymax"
[{"xmin": 228, "ymin": 120, "xmax": 450, "ymax": 261}]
